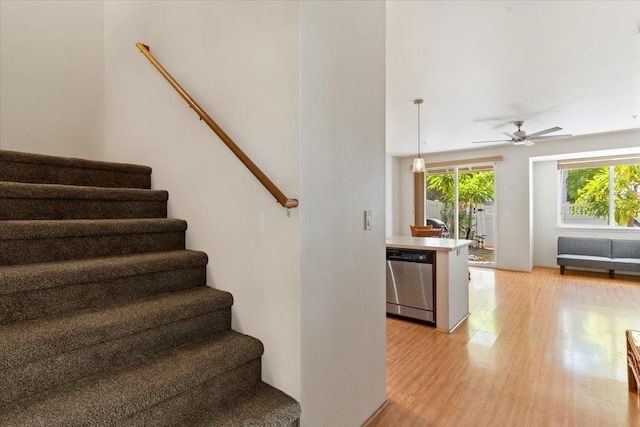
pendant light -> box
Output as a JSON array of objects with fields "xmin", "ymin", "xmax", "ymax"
[{"xmin": 412, "ymin": 98, "xmax": 426, "ymax": 173}]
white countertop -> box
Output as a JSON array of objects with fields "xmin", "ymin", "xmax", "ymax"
[{"xmin": 386, "ymin": 236, "xmax": 473, "ymax": 251}]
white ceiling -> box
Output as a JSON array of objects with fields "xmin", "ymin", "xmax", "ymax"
[{"xmin": 386, "ymin": 1, "xmax": 640, "ymax": 156}]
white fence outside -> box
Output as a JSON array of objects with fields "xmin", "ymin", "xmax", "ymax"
[
  {"xmin": 425, "ymin": 200, "xmax": 496, "ymax": 247},
  {"xmin": 560, "ymin": 203, "xmax": 608, "ymax": 226}
]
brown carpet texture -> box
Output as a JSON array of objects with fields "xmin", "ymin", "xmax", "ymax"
[{"xmin": 0, "ymin": 149, "xmax": 300, "ymax": 426}]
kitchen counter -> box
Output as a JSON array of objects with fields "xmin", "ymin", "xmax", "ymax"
[
  {"xmin": 386, "ymin": 236, "xmax": 472, "ymax": 333},
  {"xmin": 386, "ymin": 236, "xmax": 473, "ymax": 251}
]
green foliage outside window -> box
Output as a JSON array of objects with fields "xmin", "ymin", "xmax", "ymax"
[
  {"xmin": 565, "ymin": 168, "xmax": 599, "ymax": 203},
  {"xmin": 573, "ymin": 165, "xmax": 640, "ymax": 227},
  {"xmin": 426, "ymin": 171, "xmax": 494, "ymax": 237}
]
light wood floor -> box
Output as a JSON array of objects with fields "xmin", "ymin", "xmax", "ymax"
[{"xmin": 370, "ymin": 267, "xmax": 640, "ymax": 427}]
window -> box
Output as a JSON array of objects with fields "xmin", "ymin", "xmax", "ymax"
[{"xmin": 558, "ymin": 155, "xmax": 640, "ymax": 228}]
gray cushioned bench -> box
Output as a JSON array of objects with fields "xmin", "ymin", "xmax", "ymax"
[{"xmin": 557, "ymin": 237, "xmax": 640, "ymax": 278}]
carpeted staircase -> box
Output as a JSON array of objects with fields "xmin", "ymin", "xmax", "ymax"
[{"xmin": 0, "ymin": 149, "xmax": 301, "ymax": 426}]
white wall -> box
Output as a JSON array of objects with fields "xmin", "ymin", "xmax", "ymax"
[
  {"xmin": 104, "ymin": 2, "xmax": 388, "ymax": 425},
  {"xmin": 300, "ymin": 1, "xmax": 387, "ymax": 426},
  {"xmin": 390, "ymin": 129, "xmax": 640, "ymax": 271},
  {"xmin": 0, "ymin": 0, "xmax": 104, "ymax": 158},
  {"xmin": 397, "ymin": 157, "xmax": 416, "ymax": 237},
  {"xmin": 385, "ymin": 155, "xmax": 394, "ymax": 236},
  {"xmin": 103, "ymin": 0, "xmax": 301, "ymax": 399},
  {"xmin": 386, "ymin": 155, "xmax": 408, "ymax": 237}
]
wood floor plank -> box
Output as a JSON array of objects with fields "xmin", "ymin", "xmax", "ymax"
[{"xmin": 370, "ymin": 267, "xmax": 640, "ymax": 427}]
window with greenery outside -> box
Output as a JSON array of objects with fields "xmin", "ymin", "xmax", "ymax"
[{"xmin": 561, "ymin": 164, "xmax": 640, "ymax": 227}]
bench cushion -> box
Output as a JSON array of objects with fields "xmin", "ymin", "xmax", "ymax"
[
  {"xmin": 612, "ymin": 239, "xmax": 640, "ymax": 259},
  {"xmin": 557, "ymin": 254, "xmax": 614, "ymax": 270},
  {"xmin": 558, "ymin": 237, "xmax": 612, "ymax": 258},
  {"xmin": 613, "ymin": 258, "xmax": 640, "ymax": 272}
]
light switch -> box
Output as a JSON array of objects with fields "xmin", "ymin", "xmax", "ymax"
[{"xmin": 364, "ymin": 210, "xmax": 372, "ymax": 230}]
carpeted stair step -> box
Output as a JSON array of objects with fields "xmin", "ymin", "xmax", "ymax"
[
  {"xmin": 0, "ymin": 149, "xmax": 151, "ymax": 189},
  {"xmin": 0, "ymin": 287, "xmax": 233, "ymax": 407},
  {"xmin": 119, "ymin": 358, "xmax": 264, "ymax": 426},
  {"xmin": 0, "ymin": 181, "xmax": 168, "ymax": 220},
  {"xmin": 0, "ymin": 250, "xmax": 209, "ymax": 324},
  {"xmin": 0, "ymin": 330, "xmax": 264, "ymax": 426},
  {"xmin": 0, "ymin": 218, "xmax": 187, "ymax": 265},
  {"xmin": 184, "ymin": 381, "xmax": 301, "ymax": 427},
  {"xmin": 123, "ymin": 378, "xmax": 301, "ymax": 427}
]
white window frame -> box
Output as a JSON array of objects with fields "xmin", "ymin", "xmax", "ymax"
[{"xmin": 557, "ymin": 155, "xmax": 640, "ymax": 230}]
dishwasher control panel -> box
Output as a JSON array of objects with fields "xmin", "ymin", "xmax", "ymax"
[{"xmin": 387, "ymin": 249, "xmax": 433, "ymax": 263}]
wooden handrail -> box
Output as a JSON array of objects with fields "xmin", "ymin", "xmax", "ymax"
[{"xmin": 135, "ymin": 42, "xmax": 298, "ymax": 210}]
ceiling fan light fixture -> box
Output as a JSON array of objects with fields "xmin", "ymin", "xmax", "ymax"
[{"xmin": 412, "ymin": 99, "xmax": 426, "ymax": 173}]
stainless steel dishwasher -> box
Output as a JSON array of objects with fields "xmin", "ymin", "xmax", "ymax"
[{"xmin": 386, "ymin": 248, "xmax": 435, "ymax": 324}]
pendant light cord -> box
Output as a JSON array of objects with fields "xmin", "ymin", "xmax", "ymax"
[{"xmin": 417, "ymin": 102, "xmax": 421, "ymax": 158}]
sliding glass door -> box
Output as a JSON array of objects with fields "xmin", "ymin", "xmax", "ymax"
[{"xmin": 425, "ymin": 165, "xmax": 496, "ymax": 266}]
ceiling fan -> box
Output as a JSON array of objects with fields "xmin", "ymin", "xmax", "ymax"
[{"xmin": 472, "ymin": 121, "xmax": 572, "ymax": 146}]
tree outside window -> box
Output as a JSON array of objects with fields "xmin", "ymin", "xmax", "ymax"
[
  {"xmin": 426, "ymin": 170, "xmax": 494, "ymax": 238},
  {"xmin": 561, "ymin": 163, "xmax": 640, "ymax": 227}
]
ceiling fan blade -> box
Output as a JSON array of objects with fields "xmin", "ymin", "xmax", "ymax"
[
  {"xmin": 528, "ymin": 134, "xmax": 572, "ymax": 140},
  {"xmin": 526, "ymin": 127, "xmax": 562, "ymax": 139},
  {"xmin": 472, "ymin": 139, "xmax": 512, "ymax": 144}
]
